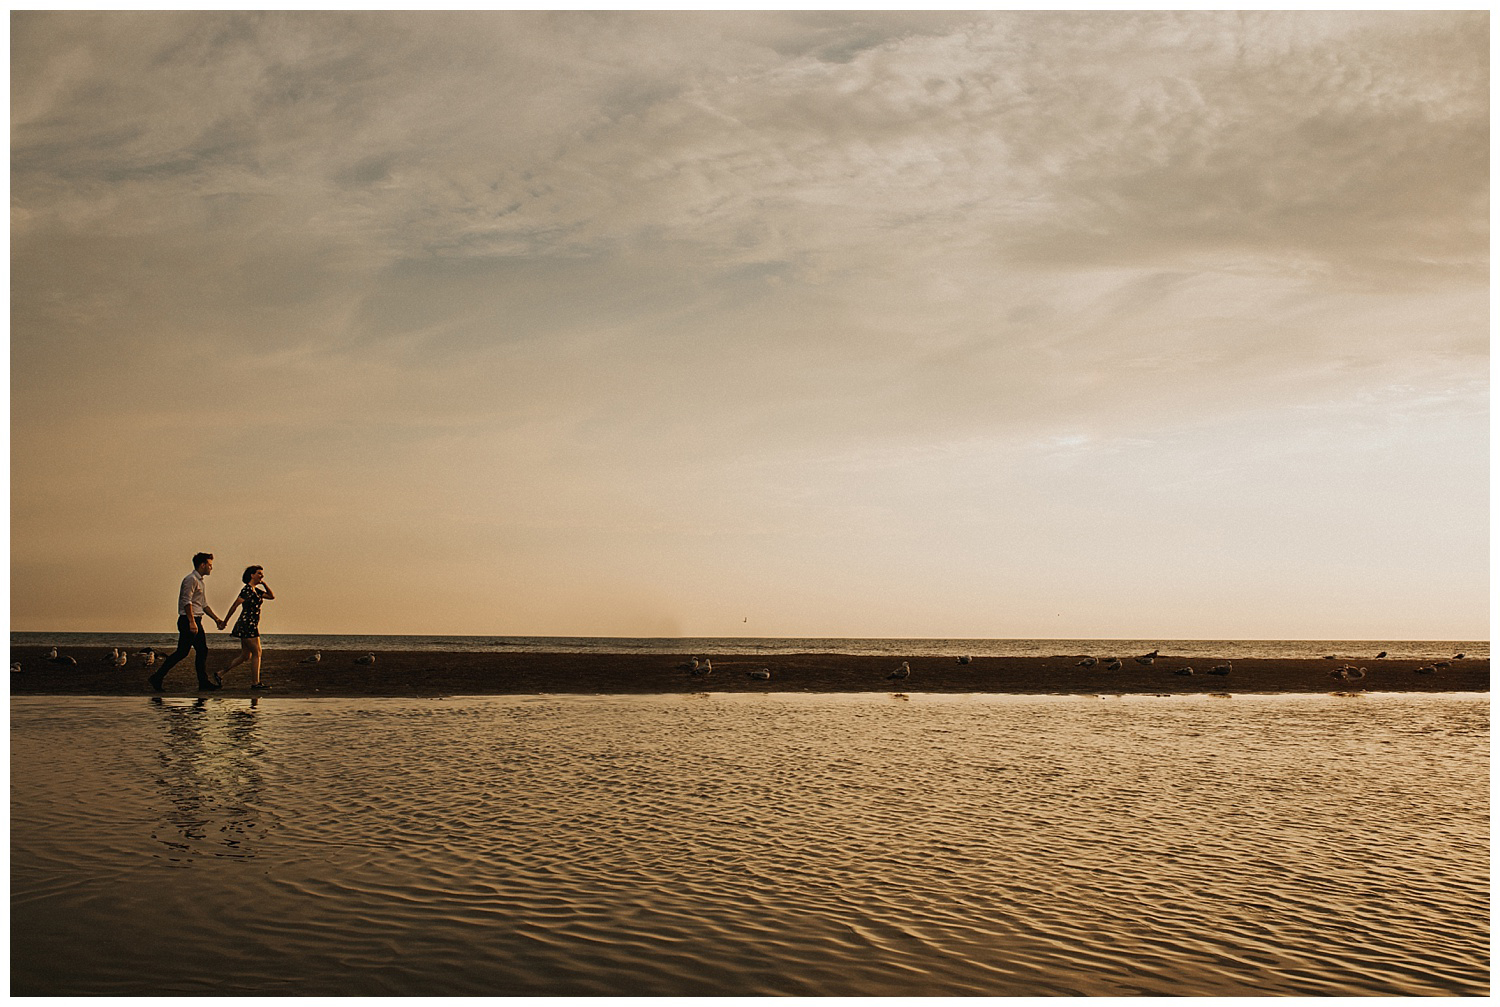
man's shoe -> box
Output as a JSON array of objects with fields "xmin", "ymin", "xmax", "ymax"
[
  {"xmin": 197, "ymin": 680, "xmax": 221, "ymax": 691},
  {"xmin": 148, "ymin": 672, "xmax": 166, "ymax": 692},
  {"xmin": 250, "ymin": 682, "xmax": 271, "ymax": 691}
]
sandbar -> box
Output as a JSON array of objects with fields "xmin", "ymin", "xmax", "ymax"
[{"xmin": 7, "ymin": 648, "xmax": 1488, "ymax": 698}]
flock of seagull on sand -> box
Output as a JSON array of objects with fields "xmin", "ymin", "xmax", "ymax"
[
  {"xmin": 10, "ymin": 647, "xmax": 373, "ymax": 677},
  {"xmin": 8, "ymin": 646, "xmax": 1475, "ymax": 689},
  {"xmin": 665, "ymin": 648, "xmax": 1473, "ymax": 690},
  {"xmin": 679, "ymin": 656, "xmax": 773, "ymax": 680},
  {"xmin": 1074, "ymin": 649, "xmax": 1235, "ymax": 677}
]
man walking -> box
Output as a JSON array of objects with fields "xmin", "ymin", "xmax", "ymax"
[{"xmin": 149, "ymin": 552, "xmax": 227, "ymax": 692}]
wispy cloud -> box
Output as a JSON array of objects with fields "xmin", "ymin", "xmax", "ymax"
[{"xmin": 11, "ymin": 11, "xmax": 1487, "ymax": 635}]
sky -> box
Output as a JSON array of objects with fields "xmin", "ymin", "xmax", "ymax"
[{"xmin": 9, "ymin": 10, "xmax": 1489, "ymax": 639}]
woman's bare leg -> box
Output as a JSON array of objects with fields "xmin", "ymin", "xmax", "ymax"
[
  {"xmin": 250, "ymin": 638, "xmax": 263, "ymax": 684},
  {"xmin": 223, "ymin": 640, "xmax": 253, "ymax": 676}
]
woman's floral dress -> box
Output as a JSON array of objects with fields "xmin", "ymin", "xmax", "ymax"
[{"xmin": 231, "ymin": 586, "xmax": 269, "ymax": 639}]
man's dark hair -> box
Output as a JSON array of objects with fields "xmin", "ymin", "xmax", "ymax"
[
  {"xmin": 192, "ymin": 552, "xmax": 213, "ymax": 568},
  {"xmin": 242, "ymin": 565, "xmax": 262, "ymax": 584}
]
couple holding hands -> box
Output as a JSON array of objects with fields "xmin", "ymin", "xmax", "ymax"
[{"xmin": 148, "ymin": 552, "xmax": 275, "ymax": 692}]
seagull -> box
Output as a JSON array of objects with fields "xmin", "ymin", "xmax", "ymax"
[
  {"xmin": 1209, "ymin": 663, "xmax": 1232, "ymax": 676},
  {"xmin": 957, "ymin": 655, "xmax": 972, "ymax": 665},
  {"xmin": 1077, "ymin": 657, "xmax": 1097, "ymax": 667},
  {"xmin": 1174, "ymin": 667, "xmax": 1195, "ymax": 676},
  {"xmin": 114, "ymin": 651, "xmax": 128, "ymax": 667},
  {"xmin": 1135, "ymin": 656, "xmax": 1155, "ymax": 666},
  {"xmin": 1322, "ymin": 654, "xmax": 1337, "ymax": 660},
  {"xmin": 888, "ymin": 661, "xmax": 910, "ymax": 680},
  {"xmin": 135, "ymin": 647, "xmax": 157, "ymax": 657},
  {"xmin": 354, "ymin": 654, "xmax": 376, "ymax": 666},
  {"xmin": 301, "ymin": 652, "xmax": 322, "ymax": 664},
  {"xmin": 1434, "ymin": 661, "xmax": 1450, "ymax": 669},
  {"xmin": 691, "ymin": 659, "xmax": 713, "ymax": 677},
  {"xmin": 1374, "ymin": 652, "xmax": 1387, "ymax": 659},
  {"xmin": 47, "ymin": 647, "xmax": 57, "ymax": 660},
  {"xmin": 1454, "ymin": 653, "xmax": 1465, "ymax": 660},
  {"xmin": 1104, "ymin": 659, "xmax": 1123, "ymax": 671},
  {"xmin": 1142, "ymin": 649, "xmax": 1159, "ymax": 659},
  {"xmin": 678, "ymin": 657, "xmax": 700, "ymax": 671},
  {"xmin": 749, "ymin": 668, "xmax": 771, "ymax": 680},
  {"xmin": 103, "ymin": 648, "xmax": 120, "ymax": 664},
  {"xmin": 1414, "ymin": 665, "xmax": 1434, "ymax": 675},
  {"xmin": 10, "ymin": 662, "xmax": 20, "ymax": 674},
  {"xmin": 142, "ymin": 652, "xmax": 156, "ymax": 667},
  {"xmin": 1331, "ymin": 666, "xmax": 1367, "ymax": 683},
  {"xmin": 51, "ymin": 655, "xmax": 77, "ymax": 665}
]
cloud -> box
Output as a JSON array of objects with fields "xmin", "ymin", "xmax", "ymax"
[{"xmin": 10, "ymin": 11, "xmax": 1488, "ymax": 635}]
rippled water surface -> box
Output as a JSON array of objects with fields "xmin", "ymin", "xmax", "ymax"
[{"xmin": 12, "ymin": 693, "xmax": 1488, "ymax": 996}]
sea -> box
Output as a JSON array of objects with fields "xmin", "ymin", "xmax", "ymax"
[
  {"xmin": 11, "ymin": 689, "xmax": 1489, "ymax": 996},
  {"xmin": 8, "ymin": 633, "xmax": 1490, "ymax": 661}
]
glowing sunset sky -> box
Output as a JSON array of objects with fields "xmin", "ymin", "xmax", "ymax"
[{"xmin": 11, "ymin": 11, "xmax": 1488, "ymax": 638}]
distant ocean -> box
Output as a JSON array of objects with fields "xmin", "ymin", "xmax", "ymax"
[{"xmin": 9, "ymin": 634, "xmax": 1487, "ymax": 661}]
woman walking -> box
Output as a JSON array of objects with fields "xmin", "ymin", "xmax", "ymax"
[{"xmin": 222, "ymin": 565, "xmax": 275, "ymax": 690}]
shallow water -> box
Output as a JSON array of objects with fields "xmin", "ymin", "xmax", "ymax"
[{"xmin": 11, "ymin": 693, "xmax": 1488, "ymax": 996}]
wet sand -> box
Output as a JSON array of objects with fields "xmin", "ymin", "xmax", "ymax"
[{"xmin": 7, "ymin": 647, "xmax": 1488, "ymax": 697}]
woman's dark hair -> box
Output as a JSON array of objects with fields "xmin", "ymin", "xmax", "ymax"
[
  {"xmin": 192, "ymin": 552, "xmax": 213, "ymax": 568},
  {"xmin": 242, "ymin": 565, "xmax": 263, "ymax": 584}
]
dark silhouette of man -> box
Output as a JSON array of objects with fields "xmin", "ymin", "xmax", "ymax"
[{"xmin": 149, "ymin": 552, "xmax": 226, "ymax": 692}]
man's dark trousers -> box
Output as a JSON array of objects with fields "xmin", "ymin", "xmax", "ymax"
[{"xmin": 153, "ymin": 613, "xmax": 212, "ymax": 688}]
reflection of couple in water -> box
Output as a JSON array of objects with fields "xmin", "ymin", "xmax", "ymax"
[
  {"xmin": 149, "ymin": 695, "xmax": 268, "ymax": 861},
  {"xmin": 149, "ymin": 552, "xmax": 275, "ymax": 692}
]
